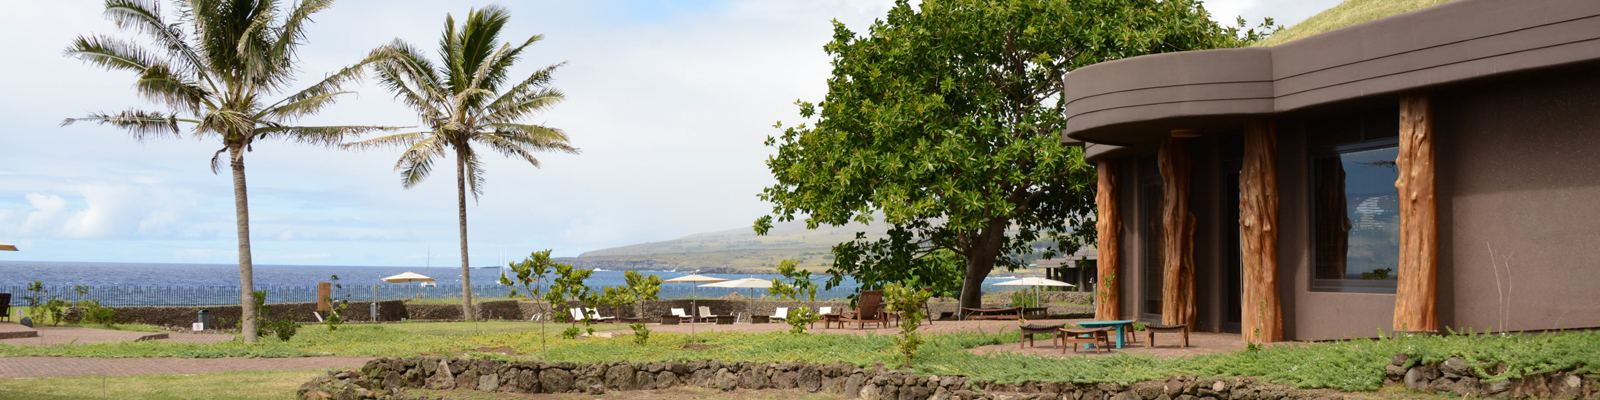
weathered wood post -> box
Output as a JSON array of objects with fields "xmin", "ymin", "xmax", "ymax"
[
  {"xmin": 1159, "ymin": 137, "xmax": 1197, "ymax": 329},
  {"xmin": 1240, "ymin": 119, "xmax": 1283, "ymax": 343},
  {"xmin": 1394, "ymin": 93, "xmax": 1439, "ymax": 333},
  {"xmin": 317, "ymin": 282, "xmax": 331, "ymax": 312},
  {"xmin": 1094, "ymin": 159, "xmax": 1122, "ymax": 320}
]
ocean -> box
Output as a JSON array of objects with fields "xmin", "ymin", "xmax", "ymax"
[{"xmin": 0, "ymin": 260, "xmax": 1019, "ymax": 306}]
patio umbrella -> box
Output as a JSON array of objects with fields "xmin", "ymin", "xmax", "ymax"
[
  {"xmin": 994, "ymin": 277, "xmax": 1075, "ymax": 311},
  {"xmin": 664, "ymin": 274, "xmax": 728, "ymax": 337},
  {"xmin": 382, "ymin": 272, "xmax": 435, "ymax": 300},
  {"xmin": 0, "ymin": 241, "xmax": 16, "ymax": 251}
]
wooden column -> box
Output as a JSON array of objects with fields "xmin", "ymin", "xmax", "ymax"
[
  {"xmin": 1094, "ymin": 160, "xmax": 1122, "ymax": 320},
  {"xmin": 317, "ymin": 282, "xmax": 332, "ymax": 312},
  {"xmin": 1394, "ymin": 94, "xmax": 1439, "ymax": 333},
  {"xmin": 1240, "ymin": 120, "xmax": 1283, "ymax": 343},
  {"xmin": 1159, "ymin": 138, "xmax": 1197, "ymax": 329}
]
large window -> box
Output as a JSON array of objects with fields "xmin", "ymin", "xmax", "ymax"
[
  {"xmin": 1139, "ymin": 157, "xmax": 1164, "ymax": 317},
  {"xmin": 1309, "ymin": 108, "xmax": 1400, "ymax": 293}
]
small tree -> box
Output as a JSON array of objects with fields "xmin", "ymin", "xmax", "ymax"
[
  {"xmin": 549, "ymin": 263, "xmax": 597, "ymax": 339},
  {"xmin": 603, "ymin": 270, "xmax": 664, "ymax": 345},
  {"xmin": 768, "ymin": 260, "xmax": 822, "ymax": 334},
  {"xmin": 500, "ymin": 250, "xmax": 557, "ymax": 349},
  {"xmin": 324, "ymin": 275, "xmax": 349, "ymax": 331},
  {"xmin": 883, "ymin": 281, "xmax": 932, "ymax": 368}
]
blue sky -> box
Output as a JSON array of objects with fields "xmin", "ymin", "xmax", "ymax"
[{"xmin": 0, "ymin": 0, "xmax": 1337, "ymax": 267}]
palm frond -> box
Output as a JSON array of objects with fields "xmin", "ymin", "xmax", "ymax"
[
  {"xmin": 371, "ymin": 41, "xmax": 451, "ymax": 121},
  {"xmin": 63, "ymin": 34, "xmax": 161, "ymax": 74},
  {"xmin": 135, "ymin": 63, "xmax": 210, "ymax": 114},
  {"xmin": 102, "ymin": 0, "xmax": 208, "ymax": 82},
  {"xmin": 269, "ymin": 0, "xmax": 334, "ymax": 74},
  {"xmin": 255, "ymin": 125, "xmax": 402, "ymax": 147},
  {"xmin": 481, "ymin": 84, "xmax": 565, "ymax": 125},
  {"xmin": 61, "ymin": 109, "xmax": 187, "ymax": 140},
  {"xmin": 396, "ymin": 136, "xmax": 449, "ymax": 188},
  {"xmin": 463, "ymin": 146, "xmax": 487, "ymax": 199},
  {"xmin": 265, "ymin": 54, "xmax": 374, "ymax": 115},
  {"xmin": 209, "ymin": 147, "xmax": 228, "ymax": 174},
  {"xmin": 473, "ymin": 124, "xmax": 580, "ymax": 167},
  {"xmin": 342, "ymin": 131, "xmax": 430, "ymax": 151}
]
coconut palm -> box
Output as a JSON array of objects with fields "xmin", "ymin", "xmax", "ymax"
[
  {"xmin": 347, "ymin": 5, "xmax": 577, "ymax": 321},
  {"xmin": 62, "ymin": 0, "xmax": 393, "ymax": 342}
]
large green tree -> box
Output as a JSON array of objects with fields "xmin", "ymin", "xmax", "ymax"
[
  {"xmin": 347, "ymin": 5, "xmax": 577, "ymax": 320},
  {"xmin": 757, "ymin": 0, "xmax": 1271, "ymax": 309},
  {"xmin": 63, "ymin": 0, "xmax": 391, "ymax": 342}
]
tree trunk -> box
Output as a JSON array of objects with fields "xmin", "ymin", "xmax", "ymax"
[
  {"xmin": 229, "ymin": 145, "xmax": 258, "ymax": 343},
  {"xmin": 456, "ymin": 149, "xmax": 475, "ymax": 321},
  {"xmin": 1159, "ymin": 137, "xmax": 1197, "ymax": 330},
  {"xmin": 1240, "ymin": 120, "xmax": 1283, "ymax": 343},
  {"xmin": 1094, "ymin": 160, "xmax": 1122, "ymax": 320},
  {"xmin": 957, "ymin": 219, "xmax": 1010, "ymax": 311},
  {"xmin": 1394, "ymin": 93, "xmax": 1438, "ymax": 333}
]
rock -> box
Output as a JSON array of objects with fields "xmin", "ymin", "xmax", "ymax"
[
  {"xmin": 636, "ymin": 371, "xmax": 656, "ymax": 390},
  {"xmin": 799, "ymin": 366, "xmax": 824, "ymax": 392},
  {"xmin": 478, "ymin": 373, "xmax": 499, "ymax": 392},
  {"xmin": 587, "ymin": 383, "xmax": 606, "ymax": 394},
  {"xmin": 1453, "ymin": 377, "xmax": 1481, "ymax": 397},
  {"xmin": 302, "ymin": 390, "xmax": 332, "ymax": 400},
  {"xmin": 880, "ymin": 384, "xmax": 898, "ymax": 400},
  {"xmin": 516, "ymin": 369, "xmax": 540, "ymax": 393},
  {"xmin": 425, "ymin": 360, "xmax": 456, "ymax": 390},
  {"xmin": 1429, "ymin": 377, "xmax": 1455, "ymax": 393},
  {"xmin": 454, "ymin": 370, "xmax": 478, "ymax": 391},
  {"xmin": 1392, "ymin": 354, "xmax": 1410, "ymax": 366},
  {"xmin": 1109, "ymin": 391, "xmax": 1141, "ymax": 400},
  {"xmin": 1441, "ymin": 357, "xmax": 1471, "ymax": 377},
  {"xmin": 1131, "ymin": 381, "xmax": 1164, "ymax": 398},
  {"xmin": 903, "ymin": 386, "xmax": 928, "ymax": 400},
  {"xmin": 540, "ymin": 368, "xmax": 573, "ymax": 393},
  {"xmin": 1404, "ymin": 365, "xmax": 1435, "ymax": 391},
  {"xmin": 715, "ymin": 368, "xmax": 738, "ymax": 390},
  {"xmin": 1482, "ymin": 379, "xmax": 1511, "ymax": 397},
  {"xmin": 656, "ymin": 371, "xmax": 677, "ymax": 389},
  {"xmin": 774, "ymin": 370, "xmax": 799, "ymax": 389},
  {"xmin": 1384, "ymin": 364, "xmax": 1407, "ymax": 380},
  {"xmin": 382, "ymin": 371, "xmax": 402, "ymax": 390},
  {"xmin": 845, "ymin": 374, "xmax": 866, "ymax": 398},
  {"xmin": 604, "ymin": 363, "xmax": 636, "ymax": 391},
  {"xmin": 740, "ymin": 366, "xmax": 771, "ymax": 389},
  {"xmin": 692, "ymin": 368, "xmax": 713, "ymax": 387},
  {"xmin": 861, "ymin": 383, "xmax": 880, "ymax": 400}
]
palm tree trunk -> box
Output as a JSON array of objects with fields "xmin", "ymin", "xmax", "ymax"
[
  {"xmin": 456, "ymin": 149, "xmax": 475, "ymax": 321},
  {"xmin": 229, "ymin": 145, "xmax": 258, "ymax": 343}
]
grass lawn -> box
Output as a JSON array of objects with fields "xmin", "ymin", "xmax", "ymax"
[{"xmin": 0, "ymin": 369, "xmax": 329, "ymax": 400}]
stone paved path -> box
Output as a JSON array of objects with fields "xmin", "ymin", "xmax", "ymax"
[{"xmin": 0, "ymin": 357, "xmax": 376, "ymax": 379}]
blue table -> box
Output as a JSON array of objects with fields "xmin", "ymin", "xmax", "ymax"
[{"xmin": 1075, "ymin": 320, "xmax": 1135, "ymax": 348}]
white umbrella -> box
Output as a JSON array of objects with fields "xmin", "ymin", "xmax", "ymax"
[
  {"xmin": 382, "ymin": 272, "xmax": 435, "ymax": 300},
  {"xmin": 0, "ymin": 241, "xmax": 16, "ymax": 251},
  {"xmin": 664, "ymin": 274, "xmax": 728, "ymax": 337},
  {"xmin": 994, "ymin": 277, "xmax": 1075, "ymax": 312}
]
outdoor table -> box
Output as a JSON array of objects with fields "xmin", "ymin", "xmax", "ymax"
[
  {"xmin": 1075, "ymin": 320, "xmax": 1135, "ymax": 348},
  {"xmin": 820, "ymin": 313, "xmax": 841, "ymax": 329},
  {"xmin": 715, "ymin": 315, "xmax": 737, "ymax": 325},
  {"xmin": 750, "ymin": 315, "xmax": 771, "ymax": 324}
]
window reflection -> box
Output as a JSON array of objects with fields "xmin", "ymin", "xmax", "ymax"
[{"xmin": 1313, "ymin": 146, "xmax": 1400, "ymax": 289}]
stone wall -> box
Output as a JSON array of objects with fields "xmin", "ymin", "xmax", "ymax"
[
  {"xmin": 301, "ymin": 357, "xmax": 1368, "ymax": 400},
  {"xmin": 302, "ymin": 356, "xmax": 1600, "ymax": 400},
  {"xmin": 64, "ymin": 300, "xmax": 408, "ymax": 330}
]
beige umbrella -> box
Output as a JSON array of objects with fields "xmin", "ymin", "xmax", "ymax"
[
  {"xmin": 664, "ymin": 274, "xmax": 728, "ymax": 337},
  {"xmin": 0, "ymin": 241, "xmax": 16, "ymax": 251},
  {"xmin": 700, "ymin": 278, "xmax": 774, "ymax": 322},
  {"xmin": 994, "ymin": 277, "xmax": 1074, "ymax": 310},
  {"xmin": 382, "ymin": 272, "xmax": 435, "ymax": 299}
]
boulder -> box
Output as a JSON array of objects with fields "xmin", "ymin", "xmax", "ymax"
[
  {"xmin": 604, "ymin": 363, "xmax": 636, "ymax": 391},
  {"xmin": 540, "ymin": 368, "xmax": 573, "ymax": 393},
  {"xmin": 656, "ymin": 371, "xmax": 678, "ymax": 389},
  {"xmin": 1441, "ymin": 357, "xmax": 1472, "ymax": 377},
  {"xmin": 478, "ymin": 373, "xmax": 499, "ymax": 392},
  {"xmin": 1453, "ymin": 377, "xmax": 1481, "ymax": 398},
  {"xmin": 798, "ymin": 365, "xmax": 824, "ymax": 392}
]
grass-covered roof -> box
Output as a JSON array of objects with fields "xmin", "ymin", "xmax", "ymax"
[{"xmin": 1254, "ymin": 0, "xmax": 1462, "ymax": 47}]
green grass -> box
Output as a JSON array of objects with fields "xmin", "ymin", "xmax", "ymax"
[
  {"xmin": 1254, "ymin": 0, "xmax": 1461, "ymax": 46},
  {"xmin": 0, "ymin": 369, "xmax": 329, "ymax": 400}
]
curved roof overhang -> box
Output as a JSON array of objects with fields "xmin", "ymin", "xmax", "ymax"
[{"xmin": 1064, "ymin": 0, "xmax": 1600, "ymax": 158}]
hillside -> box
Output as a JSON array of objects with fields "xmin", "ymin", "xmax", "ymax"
[
  {"xmin": 1253, "ymin": 0, "xmax": 1460, "ymax": 46},
  {"xmin": 559, "ymin": 220, "xmax": 890, "ymax": 273}
]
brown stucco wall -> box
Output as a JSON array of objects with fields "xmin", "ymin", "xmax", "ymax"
[{"xmin": 1432, "ymin": 64, "xmax": 1600, "ymax": 333}]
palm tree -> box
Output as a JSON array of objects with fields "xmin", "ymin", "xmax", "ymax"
[
  {"xmin": 62, "ymin": 0, "xmax": 392, "ymax": 342},
  {"xmin": 347, "ymin": 5, "xmax": 577, "ymax": 321}
]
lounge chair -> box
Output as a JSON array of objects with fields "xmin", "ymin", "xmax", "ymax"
[
  {"xmin": 0, "ymin": 293, "xmax": 9, "ymax": 322},
  {"xmin": 697, "ymin": 306, "xmax": 720, "ymax": 323},
  {"xmin": 670, "ymin": 308, "xmax": 694, "ymax": 323},
  {"xmin": 772, "ymin": 307, "xmax": 789, "ymax": 322},
  {"xmin": 587, "ymin": 308, "xmax": 617, "ymax": 323},
  {"xmin": 819, "ymin": 306, "xmax": 832, "ymax": 315},
  {"xmin": 569, "ymin": 308, "xmax": 587, "ymax": 322},
  {"xmin": 840, "ymin": 290, "xmax": 888, "ymax": 329}
]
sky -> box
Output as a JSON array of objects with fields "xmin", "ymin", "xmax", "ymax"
[{"xmin": 0, "ymin": 0, "xmax": 1340, "ymax": 267}]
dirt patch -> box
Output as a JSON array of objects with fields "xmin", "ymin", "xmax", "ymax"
[{"xmin": 407, "ymin": 386, "xmax": 844, "ymax": 400}]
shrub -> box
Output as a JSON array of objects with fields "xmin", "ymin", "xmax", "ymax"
[
  {"xmin": 78, "ymin": 300, "xmax": 117, "ymax": 326},
  {"xmin": 629, "ymin": 323, "xmax": 651, "ymax": 345},
  {"xmin": 883, "ymin": 281, "xmax": 932, "ymax": 368},
  {"xmin": 768, "ymin": 259, "xmax": 822, "ymax": 334}
]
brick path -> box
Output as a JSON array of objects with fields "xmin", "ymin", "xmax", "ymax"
[{"xmin": 0, "ymin": 357, "xmax": 376, "ymax": 378}]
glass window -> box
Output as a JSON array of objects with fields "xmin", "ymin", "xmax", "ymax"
[{"xmin": 1311, "ymin": 144, "xmax": 1400, "ymax": 293}]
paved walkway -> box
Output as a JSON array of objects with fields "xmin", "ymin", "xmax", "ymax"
[
  {"xmin": 0, "ymin": 326, "xmax": 233, "ymax": 346},
  {"xmin": 0, "ymin": 357, "xmax": 376, "ymax": 379}
]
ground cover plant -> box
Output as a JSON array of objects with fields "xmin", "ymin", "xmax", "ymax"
[
  {"xmin": 2, "ymin": 320, "xmax": 1596, "ymax": 394},
  {"xmin": 0, "ymin": 369, "xmax": 331, "ymax": 400}
]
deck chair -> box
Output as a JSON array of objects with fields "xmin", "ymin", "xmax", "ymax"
[
  {"xmin": 0, "ymin": 293, "xmax": 9, "ymax": 322},
  {"xmin": 670, "ymin": 308, "xmax": 693, "ymax": 323},
  {"xmin": 587, "ymin": 308, "xmax": 617, "ymax": 323},
  {"xmin": 840, "ymin": 290, "xmax": 888, "ymax": 329},
  {"xmin": 569, "ymin": 308, "xmax": 587, "ymax": 322},
  {"xmin": 697, "ymin": 306, "xmax": 719, "ymax": 323},
  {"xmin": 772, "ymin": 307, "xmax": 789, "ymax": 322}
]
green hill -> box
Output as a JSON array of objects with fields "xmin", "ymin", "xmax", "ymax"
[
  {"xmin": 562, "ymin": 220, "xmax": 889, "ymax": 273},
  {"xmin": 1254, "ymin": 0, "xmax": 1460, "ymax": 46}
]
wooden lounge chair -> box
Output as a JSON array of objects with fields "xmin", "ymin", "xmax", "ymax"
[
  {"xmin": 1018, "ymin": 323, "xmax": 1065, "ymax": 349},
  {"xmin": 586, "ymin": 308, "xmax": 617, "ymax": 323},
  {"xmin": 1059, "ymin": 327, "xmax": 1113, "ymax": 354},
  {"xmin": 1146, "ymin": 324, "xmax": 1189, "ymax": 348},
  {"xmin": 840, "ymin": 290, "xmax": 888, "ymax": 329},
  {"xmin": 669, "ymin": 308, "xmax": 694, "ymax": 323},
  {"xmin": 697, "ymin": 306, "xmax": 720, "ymax": 323}
]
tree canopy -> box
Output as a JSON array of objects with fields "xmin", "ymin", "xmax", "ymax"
[{"xmin": 756, "ymin": 0, "xmax": 1273, "ymax": 307}]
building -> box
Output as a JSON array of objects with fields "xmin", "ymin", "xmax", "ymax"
[{"xmin": 1064, "ymin": 0, "xmax": 1600, "ymax": 342}]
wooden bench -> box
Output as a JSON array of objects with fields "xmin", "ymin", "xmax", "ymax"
[
  {"xmin": 1059, "ymin": 327, "xmax": 1112, "ymax": 354},
  {"xmin": 1018, "ymin": 323, "xmax": 1065, "ymax": 349},
  {"xmin": 1145, "ymin": 324, "xmax": 1189, "ymax": 348}
]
